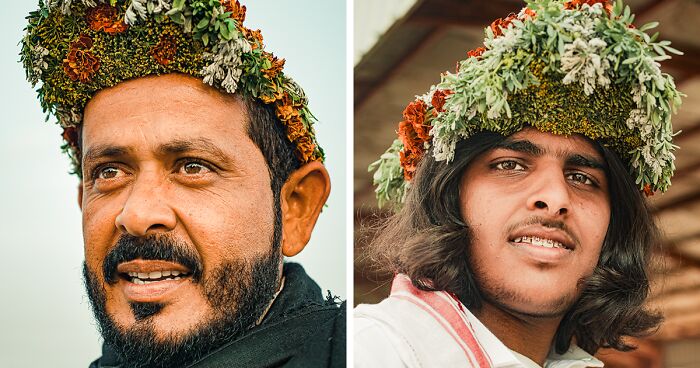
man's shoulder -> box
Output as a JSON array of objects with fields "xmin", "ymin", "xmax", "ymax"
[
  {"xmin": 190, "ymin": 263, "xmax": 345, "ymax": 368},
  {"xmin": 189, "ymin": 299, "xmax": 346, "ymax": 368}
]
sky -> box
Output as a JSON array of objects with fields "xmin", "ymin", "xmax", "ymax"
[{"xmin": 0, "ymin": 1, "xmax": 347, "ymax": 366}]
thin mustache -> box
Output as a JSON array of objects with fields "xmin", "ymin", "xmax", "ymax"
[
  {"xmin": 102, "ymin": 235, "xmax": 203, "ymax": 284},
  {"xmin": 506, "ymin": 216, "xmax": 580, "ymax": 247}
]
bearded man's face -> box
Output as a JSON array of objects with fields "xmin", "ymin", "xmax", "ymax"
[
  {"xmin": 78, "ymin": 74, "xmax": 282, "ymax": 366},
  {"xmin": 460, "ymin": 128, "xmax": 611, "ymax": 318}
]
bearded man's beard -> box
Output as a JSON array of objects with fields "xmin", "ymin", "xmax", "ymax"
[{"xmin": 82, "ymin": 231, "xmax": 282, "ymax": 368}]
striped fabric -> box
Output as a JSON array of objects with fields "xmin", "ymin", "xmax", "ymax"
[{"xmin": 390, "ymin": 275, "xmax": 493, "ymax": 367}]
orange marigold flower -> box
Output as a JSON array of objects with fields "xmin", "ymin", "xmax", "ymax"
[
  {"xmin": 397, "ymin": 119, "xmax": 422, "ymax": 150},
  {"xmin": 151, "ymin": 33, "xmax": 178, "ymax": 66},
  {"xmin": 295, "ymin": 135, "xmax": 316, "ymax": 163},
  {"xmin": 262, "ymin": 53, "xmax": 285, "ymax": 80},
  {"xmin": 403, "ymin": 100, "xmax": 430, "ymax": 141},
  {"xmin": 285, "ymin": 116, "xmax": 307, "ymax": 142},
  {"xmin": 86, "ymin": 4, "xmax": 128, "ymax": 34},
  {"xmin": 431, "ymin": 89, "xmax": 453, "ymax": 113},
  {"xmin": 276, "ymin": 94, "xmax": 301, "ymax": 121},
  {"xmin": 224, "ymin": 0, "xmax": 246, "ymax": 25},
  {"xmin": 490, "ymin": 13, "xmax": 518, "ymax": 38},
  {"xmin": 397, "ymin": 119, "xmax": 427, "ymax": 181},
  {"xmin": 399, "ymin": 144, "xmax": 423, "ymax": 181},
  {"xmin": 643, "ymin": 184, "xmax": 655, "ymax": 197},
  {"xmin": 397, "ymin": 99, "xmax": 432, "ymax": 180},
  {"xmin": 247, "ymin": 29, "xmax": 264, "ymax": 49},
  {"xmin": 467, "ymin": 47, "xmax": 486, "ymax": 59},
  {"xmin": 276, "ymin": 103, "xmax": 296, "ymax": 121},
  {"xmin": 63, "ymin": 35, "xmax": 100, "ymax": 83}
]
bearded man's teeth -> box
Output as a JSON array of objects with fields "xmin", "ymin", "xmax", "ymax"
[
  {"xmin": 513, "ymin": 236, "xmax": 565, "ymax": 249},
  {"xmin": 131, "ymin": 276, "xmax": 183, "ymax": 284},
  {"xmin": 126, "ymin": 270, "xmax": 188, "ymax": 284}
]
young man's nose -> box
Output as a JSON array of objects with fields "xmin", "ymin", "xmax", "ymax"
[{"xmin": 526, "ymin": 167, "xmax": 571, "ymax": 217}]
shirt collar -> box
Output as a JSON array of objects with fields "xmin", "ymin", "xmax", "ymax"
[{"xmin": 462, "ymin": 307, "xmax": 604, "ymax": 368}]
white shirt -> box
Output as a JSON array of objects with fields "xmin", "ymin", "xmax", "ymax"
[{"xmin": 355, "ymin": 275, "xmax": 604, "ymax": 368}]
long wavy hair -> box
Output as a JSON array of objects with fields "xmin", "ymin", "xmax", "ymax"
[{"xmin": 368, "ymin": 131, "xmax": 663, "ymax": 354}]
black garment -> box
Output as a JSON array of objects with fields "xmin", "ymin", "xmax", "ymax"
[{"xmin": 89, "ymin": 263, "xmax": 346, "ymax": 368}]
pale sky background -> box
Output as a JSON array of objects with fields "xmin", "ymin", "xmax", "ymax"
[{"xmin": 0, "ymin": 1, "xmax": 346, "ymax": 366}]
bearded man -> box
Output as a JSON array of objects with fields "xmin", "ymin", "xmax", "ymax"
[
  {"xmin": 21, "ymin": 1, "xmax": 344, "ymax": 367},
  {"xmin": 356, "ymin": 0, "xmax": 682, "ymax": 367}
]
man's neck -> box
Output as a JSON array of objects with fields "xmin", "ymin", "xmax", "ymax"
[{"xmin": 472, "ymin": 302, "xmax": 562, "ymax": 367}]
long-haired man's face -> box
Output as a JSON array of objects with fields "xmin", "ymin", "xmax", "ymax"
[
  {"xmin": 78, "ymin": 74, "xmax": 282, "ymax": 364},
  {"xmin": 460, "ymin": 128, "xmax": 610, "ymax": 317}
]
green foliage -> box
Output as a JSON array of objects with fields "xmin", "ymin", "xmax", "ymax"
[
  {"xmin": 369, "ymin": 139, "xmax": 407, "ymax": 209},
  {"xmin": 371, "ymin": 0, "xmax": 683, "ymax": 207},
  {"xmin": 21, "ymin": 0, "xmax": 326, "ymax": 175}
]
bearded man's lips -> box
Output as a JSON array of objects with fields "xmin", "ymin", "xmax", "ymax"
[{"xmin": 115, "ymin": 260, "xmax": 194, "ymax": 303}]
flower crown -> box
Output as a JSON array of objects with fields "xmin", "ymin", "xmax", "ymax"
[
  {"xmin": 21, "ymin": 0, "xmax": 324, "ymax": 177},
  {"xmin": 369, "ymin": 0, "xmax": 683, "ymax": 208}
]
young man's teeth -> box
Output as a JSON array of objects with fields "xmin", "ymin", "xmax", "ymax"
[
  {"xmin": 127, "ymin": 270, "xmax": 187, "ymax": 284},
  {"xmin": 513, "ymin": 236, "xmax": 565, "ymax": 249}
]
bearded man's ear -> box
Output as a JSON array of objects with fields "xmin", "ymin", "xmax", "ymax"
[{"xmin": 279, "ymin": 161, "xmax": 331, "ymax": 257}]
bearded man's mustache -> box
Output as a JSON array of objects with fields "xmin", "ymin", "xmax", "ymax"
[{"xmin": 102, "ymin": 234, "xmax": 204, "ymax": 285}]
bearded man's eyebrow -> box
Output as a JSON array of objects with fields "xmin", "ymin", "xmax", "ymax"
[
  {"xmin": 495, "ymin": 139, "xmax": 543, "ymax": 156},
  {"xmin": 83, "ymin": 145, "xmax": 129, "ymax": 166},
  {"xmin": 158, "ymin": 138, "xmax": 230, "ymax": 162}
]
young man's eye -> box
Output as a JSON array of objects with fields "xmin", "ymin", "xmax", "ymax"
[
  {"xmin": 494, "ymin": 160, "xmax": 525, "ymax": 171},
  {"xmin": 567, "ymin": 172, "xmax": 594, "ymax": 186}
]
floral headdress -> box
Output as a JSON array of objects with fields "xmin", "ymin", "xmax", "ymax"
[
  {"xmin": 370, "ymin": 0, "xmax": 683, "ymax": 208},
  {"xmin": 21, "ymin": 0, "xmax": 324, "ymax": 176}
]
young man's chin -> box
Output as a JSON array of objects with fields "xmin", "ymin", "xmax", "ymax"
[{"xmin": 493, "ymin": 290, "xmax": 580, "ymax": 319}]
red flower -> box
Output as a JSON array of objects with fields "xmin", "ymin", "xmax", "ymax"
[
  {"xmin": 396, "ymin": 100, "xmax": 431, "ymax": 180},
  {"xmin": 467, "ymin": 47, "xmax": 485, "ymax": 59},
  {"xmin": 521, "ymin": 8, "xmax": 537, "ymax": 19},
  {"xmin": 488, "ymin": 7, "xmax": 536, "ymax": 39},
  {"xmin": 643, "ymin": 184, "xmax": 655, "ymax": 197},
  {"xmin": 490, "ymin": 13, "xmax": 518, "ymax": 38},
  {"xmin": 403, "ymin": 100, "xmax": 430, "ymax": 141},
  {"xmin": 431, "ymin": 89, "xmax": 453, "ymax": 113},
  {"xmin": 398, "ymin": 119, "xmax": 423, "ymax": 151},
  {"xmin": 151, "ymin": 33, "xmax": 178, "ymax": 66},
  {"xmin": 62, "ymin": 35, "xmax": 100, "ymax": 83},
  {"xmin": 399, "ymin": 144, "xmax": 423, "ymax": 181}
]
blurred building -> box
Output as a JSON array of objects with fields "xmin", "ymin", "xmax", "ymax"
[{"xmin": 354, "ymin": 0, "xmax": 700, "ymax": 367}]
